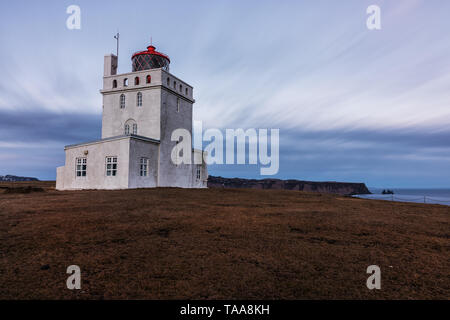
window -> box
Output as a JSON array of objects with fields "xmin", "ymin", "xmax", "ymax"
[
  {"xmin": 167, "ymin": 77, "xmax": 170, "ymax": 86},
  {"xmin": 125, "ymin": 119, "xmax": 137, "ymax": 135},
  {"xmin": 185, "ymin": 88, "xmax": 188, "ymax": 95},
  {"xmin": 173, "ymin": 80, "xmax": 176, "ymax": 89},
  {"xmin": 106, "ymin": 157, "xmax": 117, "ymax": 176},
  {"xmin": 123, "ymin": 78, "xmax": 128, "ymax": 87},
  {"xmin": 112, "ymin": 79, "xmax": 117, "ymax": 88},
  {"xmin": 76, "ymin": 157, "xmax": 87, "ymax": 177},
  {"xmin": 120, "ymin": 94, "xmax": 125, "ymax": 108},
  {"xmin": 146, "ymin": 75, "xmax": 151, "ymax": 83},
  {"xmin": 140, "ymin": 157, "xmax": 149, "ymax": 176},
  {"xmin": 196, "ymin": 165, "xmax": 201, "ymax": 180},
  {"xmin": 177, "ymin": 98, "xmax": 180, "ymax": 113},
  {"xmin": 179, "ymin": 84, "xmax": 182, "ymax": 92},
  {"xmin": 134, "ymin": 77, "xmax": 140, "ymax": 85},
  {"xmin": 137, "ymin": 92, "xmax": 142, "ymax": 107}
]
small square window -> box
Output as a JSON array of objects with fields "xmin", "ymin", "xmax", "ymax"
[
  {"xmin": 76, "ymin": 157, "xmax": 87, "ymax": 177},
  {"xmin": 106, "ymin": 156, "xmax": 118, "ymax": 176}
]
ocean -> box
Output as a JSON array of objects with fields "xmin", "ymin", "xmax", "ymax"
[{"xmin": 354, "ymin": 188, "xmax": 450, "ymax": 206}]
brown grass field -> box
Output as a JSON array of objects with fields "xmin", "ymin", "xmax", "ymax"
[{"xmin": 0, "ymin": 181, "xmax": 448, "ymax": 300}]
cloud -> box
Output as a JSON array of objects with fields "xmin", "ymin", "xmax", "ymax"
[
  {"xmin": 0, "ymin": 109, "xmax": 101, "ymax": 180},
  {"xmin": 0, "ymin": 109, "xmax": 101, "ymax": 143},
  {"xmin": 0, "ymin": 0, "xmax": 449, "ymax": 187}
]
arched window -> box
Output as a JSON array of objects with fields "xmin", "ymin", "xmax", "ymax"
[
  {"xmin": 123, "ymin": 78, "xmax": 128, "ymax": 87},
  {"xmin": 137, "ymin": 92, "xmax": 142, "ymax": 107},
  {"xmin": 146, "ymin": 75, "xmax": 151, "ymax": 83},
  {"xmin": 120, "ymin": 94, "xmax": 125, "ymax": 109},
  {"xmin": 134, "ymin": 77, "xmax": 140, "ymax": 85},
  {"xmin": 166, "ymin": 77, "xmax": 170, "ymax": 86},
  {"xmin": 112, "ymin": 79, "xmax": 117, "ymax": 88},
  {"xmin": 124, "ymin": 119, "xmax": 137, "ymax": 135}
]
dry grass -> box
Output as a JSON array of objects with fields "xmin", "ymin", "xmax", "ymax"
[{"xmin": 0, "ymin": 181, "xmax": 449, "ymax": 299}]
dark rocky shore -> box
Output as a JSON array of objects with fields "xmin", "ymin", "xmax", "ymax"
[
  {"xmin": 0, "ymin": 175, "xmax": 39, "ymax": 182},
  {"xmin": 207, "ymin": 176, "xmax": 371, "ymax": 195}
]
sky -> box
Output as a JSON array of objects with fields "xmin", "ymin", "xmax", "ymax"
[{"xmin": 0, "ymin": 0, "xmax": 450, "ymax": 188}]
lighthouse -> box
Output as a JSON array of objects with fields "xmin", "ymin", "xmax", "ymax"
[{"xmin": 56, "ymin": 42, "xmax": 207, "ymax": 190}]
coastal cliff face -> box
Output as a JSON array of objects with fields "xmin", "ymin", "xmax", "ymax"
[
  {"xmin": 0, "ymin": 175, "xmax": 38, "ymax": 182},
  {"xmin": 207, "ymin": 176, "xmax": 371, "ymax": 195}
]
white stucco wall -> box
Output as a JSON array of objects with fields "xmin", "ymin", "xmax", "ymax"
[
  {"xmin": 128, "ymin": 139, "xmax": 159, "ymax": 188},
  {"xmin": 157, "ymin": 83, "xmax": 195, "ymax": 188},
  {"xmin": 101, "ymin": 86, "xmax": 161, "ymax": 140},
  {"xmin": 100, "ymin": 68, "xmax": 195, "ymax": 142},
  {"xmin": 56, "ymin": 137, "xmax": 131, "ymax": 190}
]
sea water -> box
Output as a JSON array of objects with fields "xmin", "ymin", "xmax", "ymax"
[{"xmin": 354, "ymin": 188, "xmax": 450, "ymax": 206}]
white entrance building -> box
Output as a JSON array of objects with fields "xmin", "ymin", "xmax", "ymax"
[{"xmin": 56, "ymin": 43, "xmax": 207, "ymax": 190}]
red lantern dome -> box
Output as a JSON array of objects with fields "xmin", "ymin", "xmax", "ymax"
[{"xmin": 131, "ymin": 44, "xmax": 170, "ymax": 72}]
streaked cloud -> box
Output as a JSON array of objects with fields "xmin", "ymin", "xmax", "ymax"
[{"xmin": 0, "ymin": 0, "xmax": 449, "ymax": 187}]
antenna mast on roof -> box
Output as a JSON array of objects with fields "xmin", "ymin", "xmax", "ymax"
[{"xmin": 114, "ymin": 31, "xmax": 120, "ymax": 62}]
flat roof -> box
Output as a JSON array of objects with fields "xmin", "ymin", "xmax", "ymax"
[{"xmin": 65, "ymin": 134, "xmax": 160, "ymax": 149}]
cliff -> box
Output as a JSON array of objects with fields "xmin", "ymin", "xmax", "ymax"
[
  {"xmin": 207, "ymin": 176, "xmax": 371, "ymax": 195},
  {"xmin": 0, "ymin": 175, "xmax": 39, "ymax": 182}
]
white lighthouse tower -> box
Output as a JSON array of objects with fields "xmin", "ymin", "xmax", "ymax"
[{"xmin": 56, "ymin": 42, "xmax": 207, "ymax": 190}]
